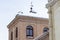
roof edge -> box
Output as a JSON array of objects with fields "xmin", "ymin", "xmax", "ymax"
[{"xmin": 7, "ymin": 14, "xmax": 48, "ymax": 29}]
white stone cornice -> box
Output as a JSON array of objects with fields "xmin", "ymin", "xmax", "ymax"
[{"xmin": 46, "ymin": 0, "xmax": 59, "ymax": 8}]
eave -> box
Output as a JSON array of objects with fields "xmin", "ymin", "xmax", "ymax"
[{"xmin": 7, "ymin": 14, "xmax": 48, "ymax": 29}]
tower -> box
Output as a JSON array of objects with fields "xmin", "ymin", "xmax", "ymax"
[
  {"xmin": 46, "ymin": 0, "xmax": 60, "ymax": 40},
  {"xmin": 7, "ymin": 14, "xmax": 49, "ymax": 40}
]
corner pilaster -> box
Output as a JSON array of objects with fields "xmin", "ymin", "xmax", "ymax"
[{"xmin": 48, "ymin": 7, "xmax": 54, "ymax": 40}]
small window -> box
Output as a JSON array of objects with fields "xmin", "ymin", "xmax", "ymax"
[
  {"xmin": 16, "ymin": 27, "xmax": 18, "ymax": 38},
  {"xmin": 43, "ymin": 27, "xmax": 49, "ymax": 32},
  {"xmin": 26, "ymin": 25, "xmax": 33, "ymax": 37},
  {"xmin": 11, "ymin": 32, "xmax": 13, "ymax": 40}
]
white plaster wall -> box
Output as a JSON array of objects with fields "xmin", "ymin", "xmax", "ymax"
[{"xmin": 54, "ymin": 7, "xmax": 60, "ymax": 40}]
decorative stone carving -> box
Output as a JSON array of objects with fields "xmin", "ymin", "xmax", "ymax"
[
  {"xmin": 48, "ymin": 0, "xmax": 53, "ymax": 2},
  {"xmin": 46, "ymin": 0, "xmax": 58, "ymax": 8}
]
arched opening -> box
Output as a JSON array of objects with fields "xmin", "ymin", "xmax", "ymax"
[
  {"xmin": 26, "ymin": 25, "xmax": 33, "ymax": 37},
  {"xmin": 43, "ymin": 27, "xmax": 49, "ymax": 32},
  {"xmin": 16, "ymin": 27, "xmax": 18, "ymax": 38},
  {"xmin": 11, "ymin": 32, "xmax": 13, "ymax": 40}
]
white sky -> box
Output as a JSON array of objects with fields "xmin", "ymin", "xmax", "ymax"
[{"xmin": 0, "ymin": 0, "xmax": 48, "ymax": 40}]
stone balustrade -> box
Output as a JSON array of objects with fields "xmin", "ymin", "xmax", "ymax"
[{"xmin": 33, "ymin": 31, "xmax": 49, "ymax": 40}]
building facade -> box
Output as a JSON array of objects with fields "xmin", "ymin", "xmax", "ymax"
[
  {"xmin": 46, "ymin": 0, "xmax": 60, "ymax": 40},
  {"xmin": 7, "ymin": 14, "xmax": 49, "ymax": 40}
]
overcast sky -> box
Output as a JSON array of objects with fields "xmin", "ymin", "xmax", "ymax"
[{"xmin": 0, "ymin": 0, "xmax": 48, "ymax": 40}]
